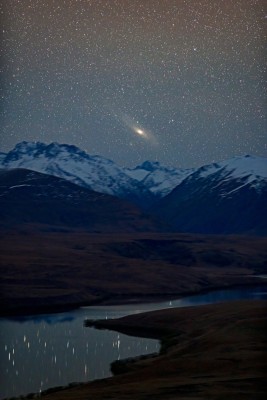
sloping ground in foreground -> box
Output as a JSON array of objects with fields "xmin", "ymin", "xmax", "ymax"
[{"xmin": 40, "ymin": 300, "xmax": 267, "ymax": 399}]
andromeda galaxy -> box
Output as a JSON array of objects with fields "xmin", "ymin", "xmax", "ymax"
[
  {"xmin": 135, "ymin": 128, "xmax": 146, "ymax": 136},
  {"xmin": 2, "ymin": 0, "xmax": 265, "ymax": 167},
  {"xmin": 112, "ymin": 111, "xmax": 158, "ymax": 145}
]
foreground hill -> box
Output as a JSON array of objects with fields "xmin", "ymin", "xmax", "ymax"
[
  {"xmin": 153, "ymin": 155, "xmax": 267, "ymax": 235},
  {"xmin": 0, "ymin": 168, "xmax": 162, "ymax": 232},
  {"xmin": 23, "ymin": 300, "xmax": 267, "ymax": 399}
]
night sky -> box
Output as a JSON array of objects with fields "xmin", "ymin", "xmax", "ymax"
[{"xmin": 1, "ymin": 0, "xmax": 266, "ymax": 167}]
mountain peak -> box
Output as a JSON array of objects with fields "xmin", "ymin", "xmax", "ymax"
[
  {"xmin": 220, "ymin": 154, "xmax": 267, "ymax": 179},
  {"xmin": 197, "ymin": 154, "xmax": 267, "ymax": 181},
  {"xmin": 43, "ymin": 142, "xmax": 88, "ymax": 158},
  {"xmin": 0, "ymin": 141, "xmax": 155, "ymax": 206},
  {"xmin": 153, "ymin": 154, "xmax": 267, "ymax": 235},
  {"xmin": 1, "ymin": 142, "xmax": 266, "ymax": 207},
  {"xmin": 13, "ymin": 141, "xmax": 43, "ymax": 152},
  {"xmin": 136, "ymin": 160, "xmax": 162, "ymax": 172}
]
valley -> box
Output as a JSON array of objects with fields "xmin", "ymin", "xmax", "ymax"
[
  {"xmin": 2, "ymin": 0, "xmax": 266, "ymax": 396},
  {"xmin": 1, "ymin": 226, "xmax": 266, "ymax": 316}
]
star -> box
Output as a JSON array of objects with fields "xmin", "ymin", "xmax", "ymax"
[{"xmin": 0, "ymin": 0, "xmax": 265, "ymax": 167}]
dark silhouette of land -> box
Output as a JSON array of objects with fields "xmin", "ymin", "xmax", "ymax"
[
  {"xmin": 28, "ymin": 300, "xmax": 267, "ymax": 399},
  {"xmin": 1, "ymin": 226, "xmax": 266, "ymax": 315},
  {"xmin": 1, "ymin": 224, "xmax": 266, "ymax": 399}
]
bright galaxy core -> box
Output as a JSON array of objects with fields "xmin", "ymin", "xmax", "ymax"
[{"xmin": 1, "ymin": 0, "xmax": 266, "ymax": 167}]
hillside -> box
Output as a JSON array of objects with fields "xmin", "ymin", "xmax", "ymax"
[
  {"xmin": 153, "ymin": 155, "xmax": 267, "ymax": 235},
  {"xmin": 0, "ymin": 168, "xmax": 162, "ymax": 232},
  {"xmin": 22, "ymin": 300, "xmax": 267, "ymax": 399}
]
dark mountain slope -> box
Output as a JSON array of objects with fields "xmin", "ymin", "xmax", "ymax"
[
  {"xmin": 0, "ymin": 168, "xmax": 163, "ymax": 232},
  {"xmin": 153, "ymin": 156, "xmax": 267, "ymax": 235}
]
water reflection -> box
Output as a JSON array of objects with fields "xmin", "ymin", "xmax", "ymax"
[
  {"xmin": 1, "ymin": 285, "xmax": 266, "ymax": 399},
  {"xmin": 0, "ymin": 309, "xmax": 159, "ymax": 399},
  {"xmin": 85, "ymin": 285, "xmax": 267, "ymax": 314},
  {"xmin": 8, "ymin": 315, "xmax": 76, "ymax": 324}
]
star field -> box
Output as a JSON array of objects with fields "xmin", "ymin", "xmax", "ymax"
[{"xmin": 1, "ymin": 0, "xmax": 266, "ymax": 167}]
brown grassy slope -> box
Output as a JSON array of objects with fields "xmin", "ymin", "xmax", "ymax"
[
  {"xmin": 0, "ymin": 225, "xmax": 267, "ymax": 314},
  {"xmin": 40, "ymin": 300, "xmax": 267, "ymax": 400}
]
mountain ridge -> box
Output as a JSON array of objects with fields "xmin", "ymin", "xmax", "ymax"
[
  {"xmin": 2, "ymin": 141, "xmax": 266, "ymax": 199},
  {"xmin": 153, "ymin": 154, "xmax": 267, "ymax": 235},
  {"xmin": 0, "ymin": 141, "xmax": 155, "ymax": 206},
  {"xmin": 1, "ymin": 141, "xmax": 266, "ymax": 235}
]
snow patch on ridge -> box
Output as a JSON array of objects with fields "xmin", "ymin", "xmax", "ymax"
[{"xmin": 200, "ymin": 155, "xmax": 267, "ymax": 181}]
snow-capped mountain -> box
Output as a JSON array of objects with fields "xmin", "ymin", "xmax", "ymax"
[
  {"xmin": 0, "ymin": 141, "xmax": 191, "ymax": 203},
  {"xmin": 153, "ymin": 155, "xmax": 267, "ymax": 235},
  {"xmin": 0, "ymin": 152, "xmax": 6, "ymax": 163},
  {"xmin": 0, "ymin": 142, "xmax": 154, "ymax": 206},
  {"xmin": 126, "ymin": 161, "xmax": 194, "ymax": 197},
  {"xmin": 1, "ymin": 142, "xmax": 266, "ymax": 234},
  {"xmin": 197, "ymin": 155, "xmax": 267, "ymax": 189}
]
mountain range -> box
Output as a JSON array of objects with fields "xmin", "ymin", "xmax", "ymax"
[
  {"xmin": 0, "ymin": 141, "xmax": 266, "ymax": 234},
  {"xmin": 0, "ymin": 142, "xmax": 193, "ymax": 203}
]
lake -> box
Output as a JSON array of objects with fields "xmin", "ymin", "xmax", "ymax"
[{"xmin": 1, "ymin": 284, "xmax": 267, "ymax": 399}]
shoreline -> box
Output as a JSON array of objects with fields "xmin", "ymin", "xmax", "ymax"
[
  {"xmin": 1, "ymin": 279, "xmax": 267, "ymax": 318},
  {"xmin": 7, "ymin": 298, "xmax": 267, "ymax": 400}
]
